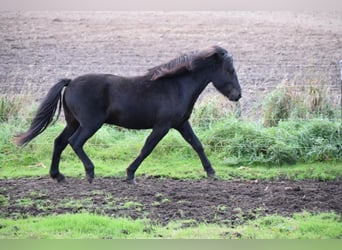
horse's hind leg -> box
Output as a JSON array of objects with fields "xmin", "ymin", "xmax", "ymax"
[
  {"xmin": 50, "ymin": 124, "xmax": 78, "ymax": 182},
  {"xmin": 68, "ymin": 124, "xmax": 102, "ymax": 183}
]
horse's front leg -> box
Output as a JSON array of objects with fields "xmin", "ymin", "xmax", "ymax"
[
  {"xmin": 176, "ymin": 121, "xmax": 216, "ymax": 178},
  {"xmin": 126, "ymin": 125, "xmax": 170, "ymax": 184}
]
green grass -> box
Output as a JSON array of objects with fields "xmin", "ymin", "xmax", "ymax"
[
  {"xmin": 230, "ymin": 212, "xmax": 342, "ymax": 239},
  {"xmin": 262, "ymin": 79, "xmax": 337, "ymax": 127},
  {"xmin": 0, "ymin": 212, "xmax": 340, "ymax": 239},
  {"xmin": 1, "ymin": 117, "xmax": 341, "ymax": 181}
]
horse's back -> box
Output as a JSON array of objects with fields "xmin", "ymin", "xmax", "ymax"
[
  {"xmin": 63, "ymin": 74, "xmax": 121, "ymax": 123},
  {"xmin": 63, "ymin": 73, "xmax": 190, "ymax": 129},
  {"xmin": 63, "ymin": 74, "xmax": 155, "ymax": 128}
]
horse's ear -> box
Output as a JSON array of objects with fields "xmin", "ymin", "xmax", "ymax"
[{"xmin": 215, "ymin": 51, "xmax": 227, "ymax": 61}]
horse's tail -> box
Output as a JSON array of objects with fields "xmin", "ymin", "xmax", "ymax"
[{"xmin": 14, "ymin": 78, "xmax": 72, "ymax": 146}]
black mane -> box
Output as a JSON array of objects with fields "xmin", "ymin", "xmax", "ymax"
[{"xmin": 147, "ymin": 45, "xmax": 230, "ymax": 81}]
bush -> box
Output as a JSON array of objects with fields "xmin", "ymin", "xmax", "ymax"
[
  {"xmin": 294, "ymin": 119, "xmax": 341, "ymax": 162},
  {"xmin": 262, "ymin": 85, "xmax": 295, "ymax": 127},
  {"xmin": 203, "ymin": 118, "xmax": 297, "ymax": 166},
  {"xmin": 262, "ymin": 80, "xmax": 337, "ymax": 126},
  {"xmin": 191, "ymin": 94, "xmax": 241, "ymax": 129},
  {"xmin": 0, "ymin": 95, "xmax": 25, "ymax": 122},
  {"xmin": 191, "ymin": 100, "xmax": 224, "ymax": 129},
  {"xmin": 202, "ymin": 117, "xmax": 341, "ymax": 166}
]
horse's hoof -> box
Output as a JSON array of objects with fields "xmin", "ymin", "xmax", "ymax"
[
  {"xmin": 86, "ymin": 176, "xmax": 94, "ymax": 184},
  {"xmin": 51, "ymin": 173, "xmax": 66, "ymax": 183},
  {"xmin": 57, "ymin": 177, "xmax": 67, "ymax": 183},
  {"xmin": 126, "ymin": 178, "xmax": 137, "ymax": 185},
  {"xmin": 207, "ymin": 172, "xmax": 217, "ymax": 180}
]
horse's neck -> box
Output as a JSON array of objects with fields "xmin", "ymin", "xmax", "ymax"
[
  {"xmin": 180, "ymin": 70, "xmax": 211, "ymax": 107},
  {"xmin": 188, "ymin": 69, "xmax": 211, "ymax": 93}
]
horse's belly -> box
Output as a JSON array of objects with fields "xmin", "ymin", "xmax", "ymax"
[{"xmin": 105, "ymin": 109, "xmax": 155, "ymax": 129}]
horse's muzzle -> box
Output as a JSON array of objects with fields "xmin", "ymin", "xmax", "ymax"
[{"xmin": 228, "ymin": 92, "xmax": 242, "ymax": 102}]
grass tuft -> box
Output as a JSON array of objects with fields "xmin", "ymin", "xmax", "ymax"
[{"xmin": 262, "ymin": 79, "xmax": 337, "ymax": 127}]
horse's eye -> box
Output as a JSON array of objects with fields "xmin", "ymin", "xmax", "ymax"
[{"xmin": 228, "ymin": 68, "xmax": 235, "ymax": 74}]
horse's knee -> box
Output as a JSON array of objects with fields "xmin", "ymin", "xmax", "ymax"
[
  {"xmin": 53, "ymin": 137, "xmax": 65, "ymax": 152},
  {"xmin": 68, "ymin": 137, "xmax": 79, "ymax": 151},
  {"xmin": 190, "ymin": 139, "xmax": 204, "ymax": 152}
]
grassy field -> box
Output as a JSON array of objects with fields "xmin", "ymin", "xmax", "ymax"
[
  {"xmin": 0, "ymin": 91, "xmax": 341, "ymax": 239},
  {"xmin": 1, "ymin": 115, "xmax": 341, "ymax": 181},
  {"xmin": 0, "ymin": 212, "xmax": 341, "ymax": 239}
]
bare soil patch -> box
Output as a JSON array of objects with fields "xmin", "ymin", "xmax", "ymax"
[{"xmin": 0, "ymin": 177, "xmax": 341, "ymax": 225}]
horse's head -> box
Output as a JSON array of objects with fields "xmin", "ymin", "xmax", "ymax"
[{"xmin": 211, "ymin": 48, "xmax": 241, "ymax": 102}]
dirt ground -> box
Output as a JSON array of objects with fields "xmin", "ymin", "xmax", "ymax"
[
  {"xmin": 0, "ymin": 177, "xmax": 341, "ymax": 225},
  {"xmin": 0, "ymin": 12, "xmax": 342, "ymax": 224}
]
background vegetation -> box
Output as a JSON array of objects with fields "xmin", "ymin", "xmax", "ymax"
[
  {"xmin": 1, "ymin": 81, "xmax": 340, "ymax": 180},
  {"xmin": 0, "ymin": 80, "xmax": 341, "ymax": 239}
]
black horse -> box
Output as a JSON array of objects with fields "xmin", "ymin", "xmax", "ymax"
[{"xmin": 15, "ymin": 45, "xmax": 241, "ymax": 184}]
